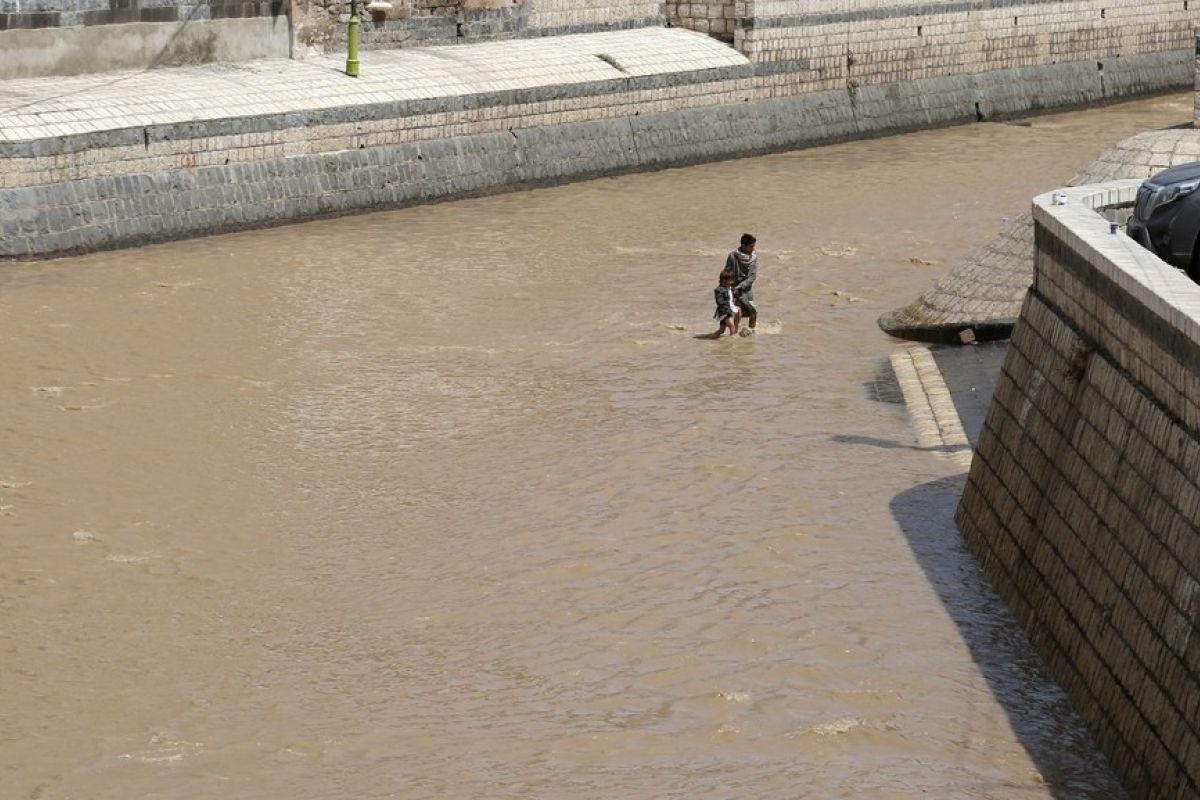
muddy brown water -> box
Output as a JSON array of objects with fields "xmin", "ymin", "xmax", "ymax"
[{"xmin": 3, "ymin": 94, "xmax": 1191, "ymax": 799}]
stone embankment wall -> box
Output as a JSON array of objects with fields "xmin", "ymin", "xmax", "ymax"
[
  {"xmin": 880, "ymin": 125, "xmax": 1200, "ymax": 343},
  {"xmin": 734, "ymin": 0, "xmax": 1199, "ymax": 103},
  {"xmin": 7, "ymin": 0, "xmax": 1200, "ymax": 79},
  {"xmin": 296, "ymin": 0, "xmax": 663, "ymax": 55},
  {"xmin": 666, "ymin": 0, "xmax": 732, "ymax": 41},
  {"xmin": 0, "ymin": 0, "xmax": 665, "ymax": 77},
  {"xmin": 957, "ymin": 181, "xmax": 1200, "ymax": 799},
  {"xmin": 5, "ymin": 0, "xmax": 1200, "ymax": 257},
  {"xmin": 880, "ymin": 24, "xmax": 1200, "ymax": 345}
]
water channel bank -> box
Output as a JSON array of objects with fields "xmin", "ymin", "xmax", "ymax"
[
  {"xmin": 4, "ymin": 0, "xmax": 1200, "ymax": 258},
  {"xmin": 4, "ymin": 97, "xmax": 1184, "ymax": 799},
  {"xmin": 957, "ymin": 182, "xmax": 1200, "ymax": 799}
]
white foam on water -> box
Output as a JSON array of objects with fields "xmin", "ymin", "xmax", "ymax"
[
  {"xmin": 748, "ymin": 320, "xmax": 783, "ymax": 335},
  {"xmin": 816, "ymin": 244, "xmax": 859, "ymax": 258},
  {"xmin": 717, "ymin": 691, "xmax": 751, "ymax": 703},
  {"xmin": 797, "ymin": 717, "xmax": 865, "ymax": 737},
  {"xmin": 105, "ymin": 553, "xmax": 160, "ymax": 564},
  {"xmin": 119, "ymin": 733, "xmax": 205, "ymax": 766}
]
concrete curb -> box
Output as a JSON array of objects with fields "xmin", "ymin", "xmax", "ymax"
[{"xmin": 890, "ymin": 347, "xmax": 974, "ymax": 469}]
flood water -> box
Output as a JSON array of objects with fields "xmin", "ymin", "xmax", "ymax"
[{"xmin": 2, "ymin": 94, "xmax": 1191, "ymax": 799}]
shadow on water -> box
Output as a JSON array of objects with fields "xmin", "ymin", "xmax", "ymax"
[
  {"xmin": 890, "ymin": 476, "xmax": 1127, "ymax": 799},
  {"xmin": 831, "ymin": 432, "xmax": 968, "ymax": 455}
]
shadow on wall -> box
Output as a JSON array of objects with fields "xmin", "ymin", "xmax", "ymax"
[
  {"xmin": 0, "ymin": 5, "xmax": 235, "ymax": 113},
  {"xmin": 830, "ymin": 433, "xmax": 964, "ymax": 456},
  {"xmin": 151, "ymin": 5, "xmax": 216, "ymax": 68},
  {"xmin": 889, "ymin": 477, "xmax": 1128, "ymax": 799}
]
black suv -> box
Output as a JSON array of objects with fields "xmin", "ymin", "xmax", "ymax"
[{"xmin": 1127, "ymin": 161, "xmax": 1200, "ymax": 278}]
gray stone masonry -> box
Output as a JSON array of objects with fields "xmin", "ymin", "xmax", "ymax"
[
  {"xmin": 666, "ymin": 0, "xmax": 735, "ymax": 41},
  {"xmin": 882, "ymin": 31, "xmax": 1200, "ymax": 343},
  {"xmin": 0, "ymin": 23, "xmax": 1195, "ymax": 259},
  {"xmin": 880, "ymin": 125, "xmax": 1200, "ymax": 343},
  {"xmin": 957, "ymin": 181, "xmax": 1200, "ymax": 800}
]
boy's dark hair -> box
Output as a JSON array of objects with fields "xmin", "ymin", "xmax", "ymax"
[
  {"xmin": 740, "ymin": 233, "xmax": 756, "ymax": 246},
  {"xmin": 719, "ymin": 270, "xmax": 734, "ymax": 283}
]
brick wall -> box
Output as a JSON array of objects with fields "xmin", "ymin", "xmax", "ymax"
[
  {"xmin": 298, "ymin": 0, "xmax": 665, "ymax": 53},
  {"xmin": 666, "ymin": 0, "xmax": 734, "ymax": 42},
  {"xmin": 0, "ymin": 0, "xmax": 662, "ymax": 75},
  {"xmin": 321, "ymin": 0, "xmax": 661, "ymax": 50},
  {"xmin": 522, "ymin": 0, "xmax": 661, "ymax": 32},
  {"xmin": 301, "ymin": 0, "xmax": 526, "ymax": 52},
  {"xmin": 736, "ymin": 0, "xmax": 1200, "ymax": 94},
  {"xmin": 8, "ymin": 0, "xmax": 1199, "ymax": 76},
  {"xmin": 957, "ymin": 182, "xmax": 1200, "ymax": 799},
  {"xmin": 5, "ymin": 0, "xmax": 1200, "ymax": 254}
]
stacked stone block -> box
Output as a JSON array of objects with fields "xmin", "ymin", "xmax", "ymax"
[
  {"xmin": 666, "ymin": 0, "xmax": 735, "ymax": 41},
  {"xmin": 311, "ymin": 2, "xmax": 531, "ymax": 51},
  {"xmin": 736, "ymin": 0, "xmax": 1200, "ymax": 98},
  {"xmin": 5, "ymin": 36, "xmax": 1191, "ymax": 260},
  {"xmin": 0, "ymin": 0, "xmax": 665, "ymax": 77},
  {"xmin": 881, "ymin": 125, "xmax": 1200, "ymax": 343},
  {"xmin": 523, "ymin": 0, "xmax": 660, "ymax": 31},
  {"xmin": 5, "ymin": 0, "xmax": 1200, "ymax": 256},
  {"xmin": 298, "ymin": 0, "xmax": 667, "ymax": 52},
  {"xmin": 303, "ymin": 0, "xmax": 663, "ymax": 53},
  {"xmin": 957, "ymin": 182, "xmax": 1200, "ymax": 799}
]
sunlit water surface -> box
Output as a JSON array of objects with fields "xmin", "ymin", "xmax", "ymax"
[{"xmin": 5, "ymin": 94, "xmax": 1190, "ymax": 799}]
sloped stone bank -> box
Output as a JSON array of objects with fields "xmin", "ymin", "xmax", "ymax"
[
  {"xmin": 880, "ymin": 123, "xmax": 1200, "ymax": 343},
  {"xmin": 2, "ymin": 46, "xmax": 1194, "ymax": 259},
  {"xmin": 9, "ymin": 0, "xmax": 1200, "ymax": 259}
]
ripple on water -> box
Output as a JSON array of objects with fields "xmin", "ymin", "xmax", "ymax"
[{"xmin": 1, "ymin": 94, "xmax": 1169, "ymax": 799}]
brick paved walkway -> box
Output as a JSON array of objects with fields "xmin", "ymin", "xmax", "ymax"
[{"xmin": 0, "ymin": 27, "xmax": 746, "ymax": 142}]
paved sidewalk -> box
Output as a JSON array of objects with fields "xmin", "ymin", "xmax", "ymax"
[{"xmin": 0, "ymin": 28, "xmax": 746, "ymax": 143}]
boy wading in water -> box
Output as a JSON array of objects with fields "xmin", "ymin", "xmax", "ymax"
[
  {"xmin": 713, "ymin": 270, "xmax": 741, "ymax": 337},
  {"xmin": 725, "ymin": 233, "xmax": 758, "ymax": 335}
]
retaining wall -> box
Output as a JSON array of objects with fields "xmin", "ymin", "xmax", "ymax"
[
  {"xmin": 667, "ymin": 0, "xmax": 733, "ymax": 40},
  {"xmin": 735, "ymin": 0, "xmax": 1199, "ymax": 93},
  {"xmin": 1, "ymin": 44, "xmax": 1188, "ymax": 260},
  {"xmin": 0, "ymin": 0, "xmax": 668, "ymax": 78},
  {"xmin": 6, "ymin": 0, "xmax": 1200, "ymax": 80},
  {"xmin": 299, "ymin": 0, "xmax": 665, "ymax": 55},
  {"xmin": 956, "ymin": 181, "xmax": 1200, "ymax": 799},
  {"xmin": 879, "ymin": 122, "xmax": 1200, "ymax": 344},
  {"xmin": 5, "ymin": 0, "xmax": 1200, "ymax": 257}
]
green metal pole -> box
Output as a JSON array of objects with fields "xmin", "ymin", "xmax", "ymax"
[{"xmin": 346, "ymin": 2, "xmax": 360, "ymax": 77}]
